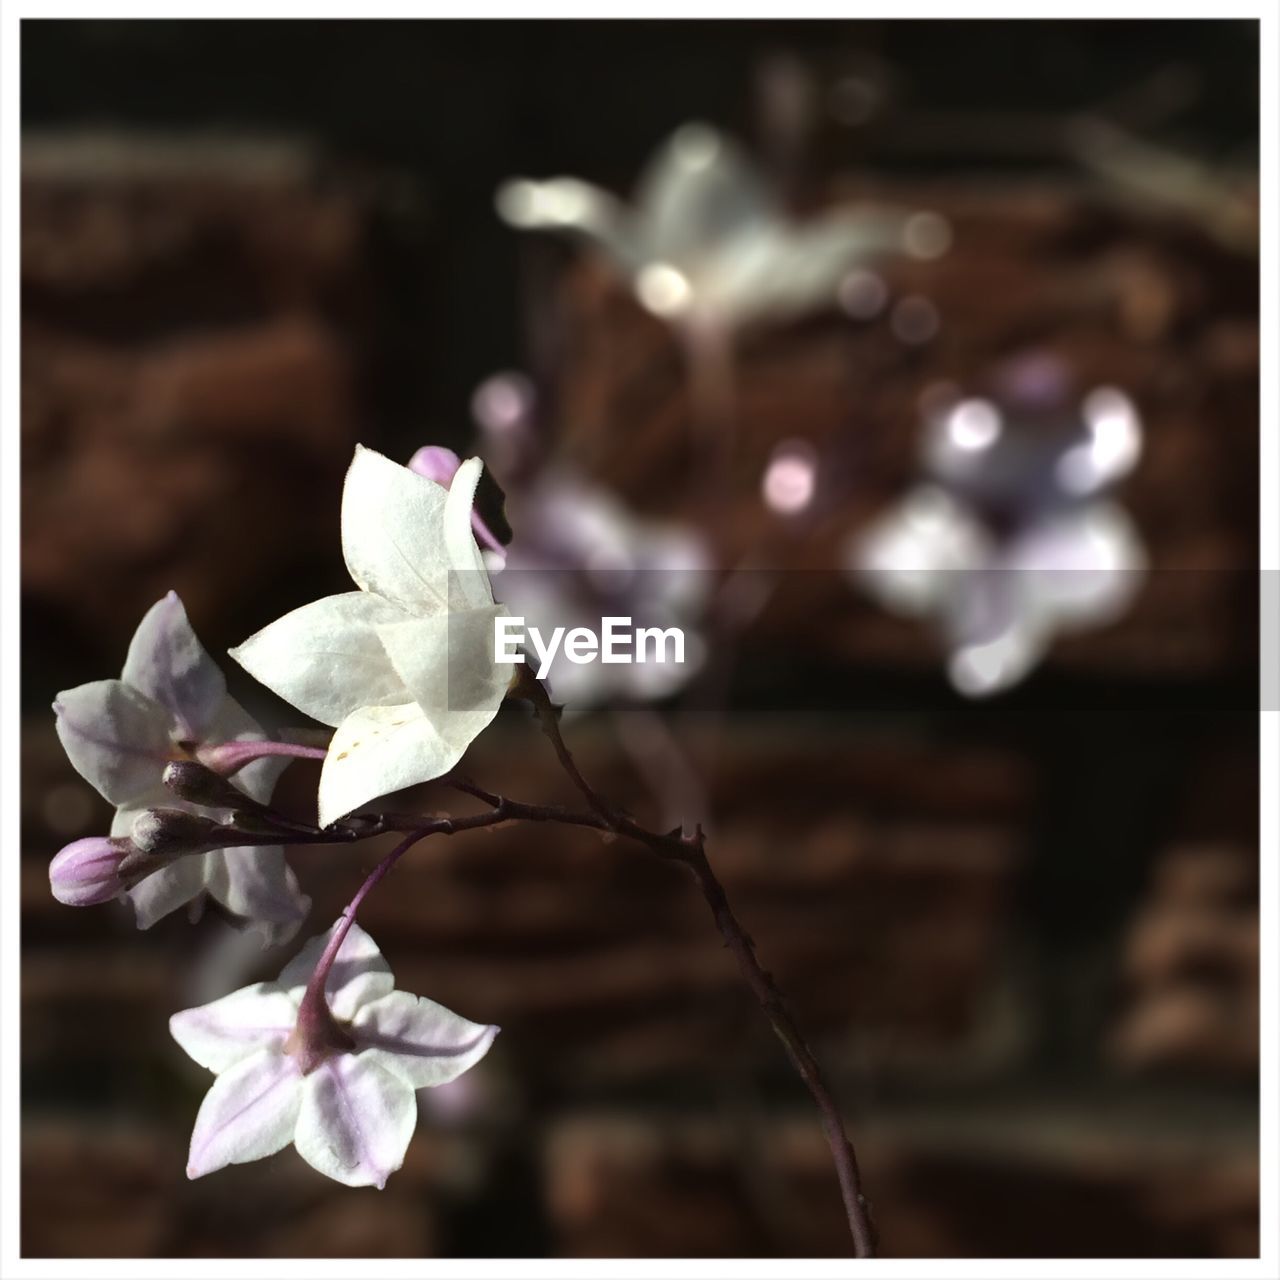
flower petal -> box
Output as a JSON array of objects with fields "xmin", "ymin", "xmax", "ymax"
[
  {"xmin": 184, "ymin": 1047, "xmax": 302, "ymax": 1180},
  {"xmin": 278, "ymin": 919, "xmax": 394, "ymax": 1022},
  {"xmin": 1004, "ymin": 504, "xmax": 1146, "ymax": 628},
  {"xmin": 294, "ymin": 1054, "xmax": 416, "ymax": 1189},
  {"xmin": 378, "ymin": 609, "xmax": 512, "ymax": 728},
  {"xmin": 109, "ymin": 789, "xmax": 169, "ymax": 840},
  {"xmin": 442, "ymin": 457, "xmax": 494, "ymax": 608},
  {"xmin": 121, "ymin": 591, "xmax": 227, "ymax": 741},
  {"xmin": 170, "ymin": 981, "xmax": 298, "ymax": 1073},
  {"xmin": 316, "ymin": 703, "xmax": 457, "ymax": 827},
  {"xmin": 942, "ymin": 568, "xmax": 1050, "ymax": 698},
  {"xmin": 53, "ymin": 679, "xmax": 170, "ymax": 806},
  {"xmin": 710, "ymin": 210, "xmax": 903, "ymax": 326},
  {"xmin": 230, "ymin": 592, "xmax": 412, "ymax": 731},
  {"xmin": 496, "ymin": 176, "xmax": 639, "ymax": 268},
  {"xmin": 635, "ymin": 124, "xmax": 773, "ymax": 268},
  {"xmin": 341, "ymin": 445, "xmax": 452, "ymax": 614},
  {"xmin": 854, "ymin": 486, "xmax": 991, "ymax": 618},
  {"xmin": 353, "ymin": 990, "xmax": 499, "ymax": 1089},
  {"xmin": 205, "ymin": 846, "xmax": 311, "ymax": 947},
  {"xmin": 124, "ymin": 852, "xmax": 208, "ymax": 930}
]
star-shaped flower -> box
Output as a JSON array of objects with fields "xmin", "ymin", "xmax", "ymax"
[
  {"xmin": 497, "ymin": 122, "xmax": 908, "ymax": 334},
  {"xmin": 53, "ymin": 592, "xmax": 310, "ymax": 940},
  {"xmin": 853, "ymin": 365, "xmax": 1146, "ymax": 697},
  {"xmin": 231, "ymin": 445, "xmax": 516, "ymax": 827},
  {"xmin": 171, "ymin": 920, "xmax": 498, "ymax": 1188}
]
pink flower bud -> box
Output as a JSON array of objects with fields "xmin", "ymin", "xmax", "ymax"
[
  {"xmin": 408, "ymin": 445, "xmax": 463, "ymax": 487},
  {"xmin": 49, "ymin": 836, "xmax": 132, "ymax": 907},
  {"xmin": 407, "ymin": 445, "xmax": 508, "ymax": 557}
]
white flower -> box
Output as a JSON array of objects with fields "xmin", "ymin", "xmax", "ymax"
[
  {"xmin": 853, "ymin": 384, "xmax": 1146, "ymax": 697},
  {"xmin": 53, "ymin": 592, "xmax": 309, "ymax": 941},
  {"xmin": 497, "ymin": 121, "xmax": 908, "ymax": 333},
  {"xmin": 490, "ymin": 466, "xmax": 711, "ymax": 709},
  {"xmin": 231, "ymin": 446, "xmax": 515, "ymax": 827},
  {"xmin": 171, "ymin": 920, "xmax": 498, "ymax": 1188}
]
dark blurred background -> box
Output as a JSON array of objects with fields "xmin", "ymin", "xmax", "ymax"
[{"xmin": 20, "ymin": 19, "xmax": 1259, "ymax": 1259}]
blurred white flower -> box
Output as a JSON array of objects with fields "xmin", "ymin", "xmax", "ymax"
[
  {"xmin": 490, "ymin": 467, "xmax": 711, "ymax": 710},
  {"xmin": 232, "ymin": 446, "xmax": 516, "ymax": 826},
  {"xmin": 172, "ymin": 919, "xmax": 497, "ymax": 1188},
  {"xmin": 53, "ymin": 593, "xmax": 309, "ymax": 941},
  {"xmin": 853, "ymin": 367, "xmax": 1147, "ymax": 697},
  {"xmin": 497, "ymin": 122, "xmax": 908, "ymax": 333}
]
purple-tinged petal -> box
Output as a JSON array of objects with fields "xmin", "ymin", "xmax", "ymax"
[
  {"xmin": 122, "ymin": 592, "xmax": 227, "ymax": 741},
  {"xmin": 185, "ymin": 1047, "xmax": 302, "ymax": 1180},
  {"xmin": 48, "ymin": 836, "xmax": 132, "ymax": 907},
  {"xmin": 170, "ymin": 982, "xmax": 298, "ymax": 1073},
  {"xmin": 1003, "ymin": 504, "xmax": 1146, "ymax": 628},
  {"xmin": 294, "ymin": 1053, "xmax": 415, "ymax": 1189},
  {"xmin": 53, "ymin": 679, "xmax": 170, "ymax": 806},
  {"xmin": 206, "ymin": 847, "xmax": 311, "ymax": 948},
  {"xmin": 278, "ymin": 920, "xmax": 393, "ymax": 1022},
  {"xmin": 352, "ymin": 990, "xmax": 498, "ymax": 1089},
  {"xmin": 124, "ymin": 853, "xmax": 207, "ymax": 930}
]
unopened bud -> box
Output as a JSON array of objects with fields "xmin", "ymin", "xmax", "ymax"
[
  {"xmin": 407, "ymin": 444, "xmax": 509, "ymax": 555},
  {"xmin": 131, "ymin": 808, "xmax": 228, "ymax": 858},
  {"xmin": 408, "ymin": 445, "xmax": 463, "ymax": 487},
  {"xmin": 49, "ymin": 836, "xmax": 133, "ymax": 906},
  {"xmin": 163, "ymin": 759, "xmax": 256, "ymax": 810}
]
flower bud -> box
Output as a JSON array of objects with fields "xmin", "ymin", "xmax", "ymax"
[
  {"xmin": 163, "ymin": 759, "xmax": 255, "ymax": 810},
  {"xmin": 49, "ymin": 836, "xmax": 133, "ymax": 906},
  {"xmin": 131, "ymin": 808, "xmax": 228, "ymax": 858},
  {"xmin": 408, "ymin": 445, "xmax": 463, "ymax": 487}
]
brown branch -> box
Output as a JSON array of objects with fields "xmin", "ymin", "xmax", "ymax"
[
  {"xmin": 683, "ymin": 835, "xmax": 877, "ymax": 1257},
  {"xmin": 512, "ymin": 680, "xmax": 879, "ymax": 1257}
]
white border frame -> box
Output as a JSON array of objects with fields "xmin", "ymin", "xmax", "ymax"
[{"xmin": 2, "ymin": 3, "xmax": 1274, "ymax": 1278}]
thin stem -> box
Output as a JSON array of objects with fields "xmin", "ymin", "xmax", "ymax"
[
  {"xmin": 524, "ymin": 691, "xmax": 878, "ymax": 1256},
  {"xmin": 684, "ymin": 841, "xmax": 877, "ymax": 1258},
  {"xmin": 682, "ymin": 316, "xmax": 738, "ymax": 505},
  {"xmin": 684, "ymin": 317, "xmax": 736, "ymax": 445},
  {"xmin": 295, "ymin": 807, "xmax": 515, "ymax": 1044},
  {"xmin": 301, "ymin": 830, "xmax": 428, "ymax": 1009},
  {"xmin": 198, "ymin": 739, "xmax": 329, "ymax": 776},
  {"xmin": 514, "ymin": 669, "xmax": 622, "ymax": 829}
]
